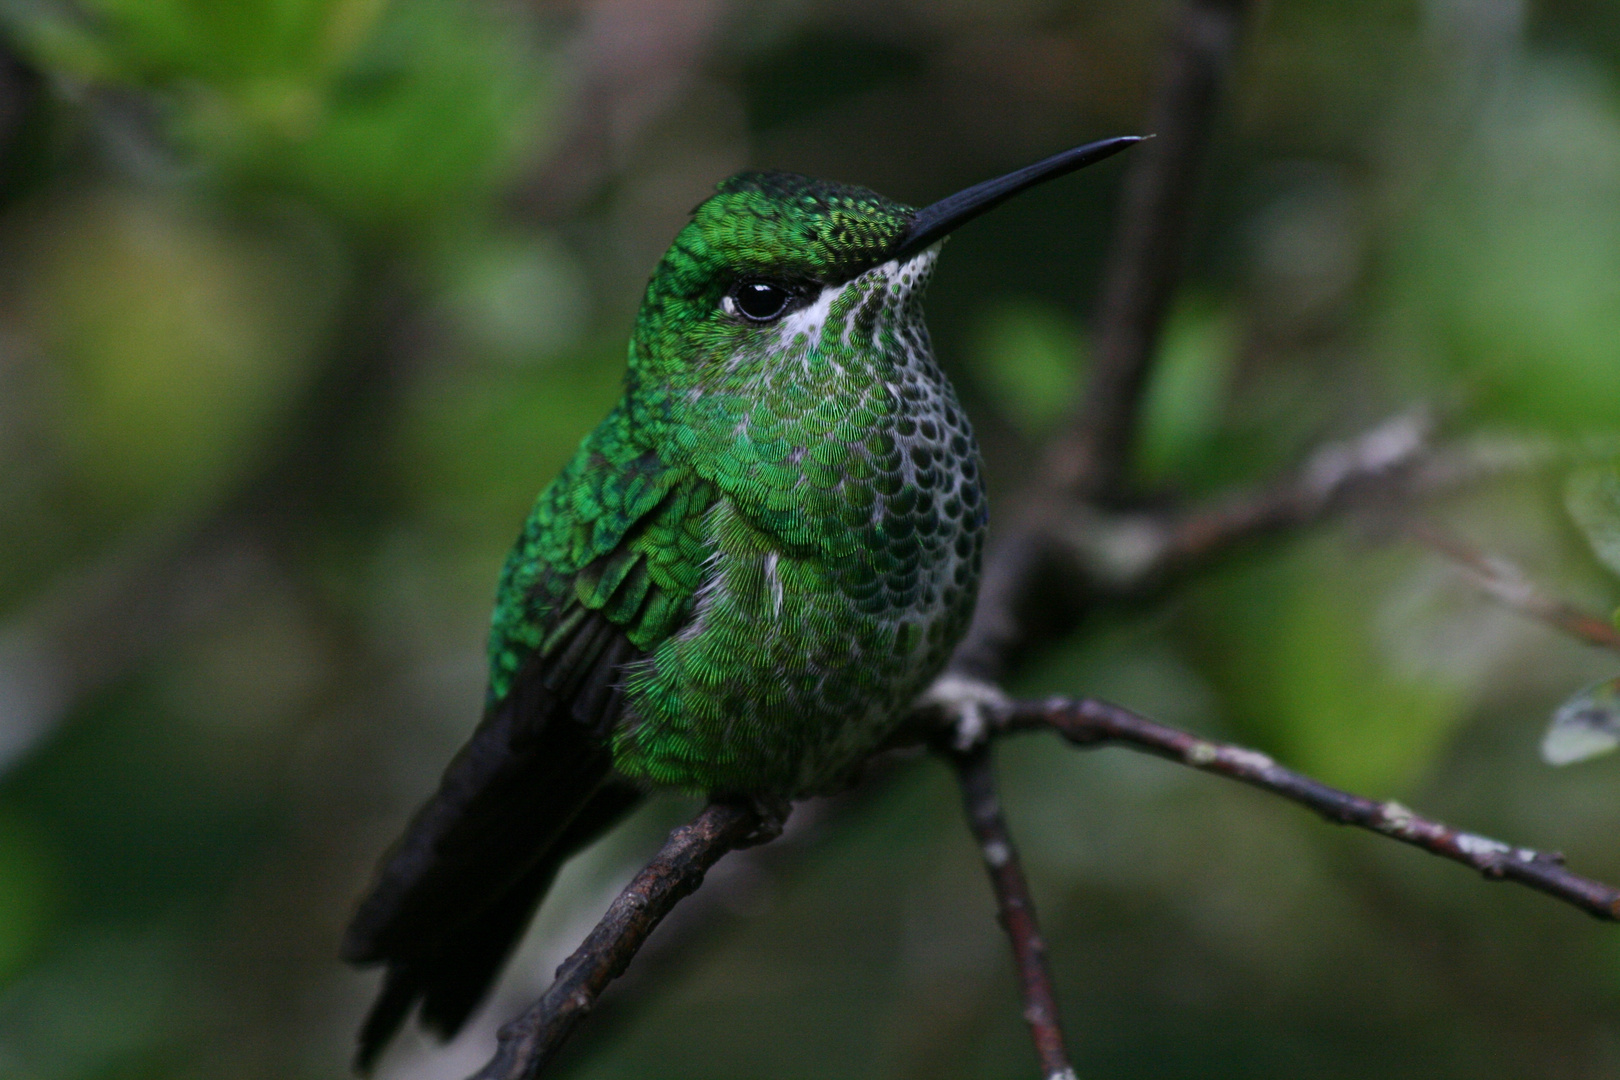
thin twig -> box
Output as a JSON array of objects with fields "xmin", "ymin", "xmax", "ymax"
[
  {"xmin": 955, "ymin": 0, "xmax": 1250, "ymax": 684},
  {"xmin": 997, "ymin": 696, "xmax": 1620, "ymax": 921},
  {"xmin": 1056, "ymin": 411, "xmax": 1434, "ymax": 592},
  {"xmin": 1408, "ymin": 524, "xmax": 1620, "ymax": 656},
  {"xmin": 469, "ymin": 802, "xmax": 766, "ymax": 1080},
  {"xmin": 952, "ymin": 410, "xmax": 1437, "ymax": 683},
  {"xmin": 951, "ymin": 746, "xmax": 1075, "ymax": 1080},
  {"xmin": 1048, "ymin": 0, "xmax": 1248, "ymax": 500}
]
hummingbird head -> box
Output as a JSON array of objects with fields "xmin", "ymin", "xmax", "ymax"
[
  {"xmin": 630, "ymin": 171, "xmax": 916, "ymax": 377},
  {"xmin": 627, "ymin": 136, "xmax": 1143, "ymax": 413}
]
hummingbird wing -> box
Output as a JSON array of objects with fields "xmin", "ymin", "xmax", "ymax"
[{"xmin": 342, "ymin": 421, "xmax": 714, "ymax": 1069}]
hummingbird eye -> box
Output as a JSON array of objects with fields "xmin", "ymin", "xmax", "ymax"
[{"xmin": 727, "ymin": 280, "xmax": 795, "ymax": 323}]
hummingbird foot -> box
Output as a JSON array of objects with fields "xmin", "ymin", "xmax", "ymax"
[
  {"xmin": 714, "ymin": 794, "xmax": 791, "ymax": 848},
  {"xmin": 919, "ymin": 673, "xmax": 1012, "ymax": 752}
]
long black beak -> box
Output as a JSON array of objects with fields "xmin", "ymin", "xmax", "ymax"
[{"xmin": 893, "ymin": 135, "xmax": 1146, "ymax": 261}]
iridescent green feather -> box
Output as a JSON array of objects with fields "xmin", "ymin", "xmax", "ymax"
[
  {"xmin": 488, "ymin": 170, "xmax": 985, "ymax": 797},
  {"xmin": 487, "ymin": 406, "xmax": 714, "ymax": 704}
]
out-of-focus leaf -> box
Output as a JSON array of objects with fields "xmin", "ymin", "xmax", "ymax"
[
  {"xmin": 1189, "ymin": 537, "xmax": 1473, "ymax": 793},
  {"xmin": 4, "ymin": 0, "xmax": 557, "ymax": 232},
  {"xmin": 1564, "ymin": 462, "xmax": 1620, "ymax": 580},
  {"xmin": 15, "ymin": 190, "xmax": 332, "ymax": 520},
  {"xmin": 1542, "ymin": 675, "xmax": 1620, "ymax": 765},
  {"xmin": 967, "ymin": 299, "xmax": 1085, "ymax": 435},
  {"xmin": 244, "ymin": 0, "xmax": 552, "ymax": 229},
  {"xmin": 1134, "ymin": 295, "xmax": 1237, "ymax": 485},
  {"xmin": 3, "ymin": 0, "xmax": 377, "ymax": 90}
]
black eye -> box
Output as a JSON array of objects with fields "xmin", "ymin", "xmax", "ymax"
[{"xmin": 730, "ymin": 281, "xmax": 793, "ymax": 322}]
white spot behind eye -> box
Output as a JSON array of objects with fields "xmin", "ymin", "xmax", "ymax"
[{"xmin": 775, "ymin": 284, "xmax": 839, "ymax": 345}]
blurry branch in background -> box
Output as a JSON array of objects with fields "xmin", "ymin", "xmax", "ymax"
[
  {"xmin": 1052, "ymin": 0, "xmax": 1245, "ymax": 502},
  {"xmin": 1052, "ymin": 410, "xmax": 1433, "ymax": 595},
  {"xmin": 1055, "ymin": 419, "xmax": 1567, "ymax": 601},
  {"xmin": 515, "ymin": 0, "xmax": 726, "ymax": 220},
  {"xmin": 1409, "ymin": 524, "xmax": 1620, "ymax": 655},
  {"xmin": 953, "ymin": 0, "xmax": 1249, "ymax": 687}
]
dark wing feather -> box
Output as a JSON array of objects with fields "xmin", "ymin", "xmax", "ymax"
[
  {"xmin": 342, "ymin": 446, "xmax": 714, "ymax": 1071},
  {"xmin": 343, "ymin": 610, "xmax": 645, "ymax": 1071},
  {"xmin": 352, "ymin": 777, "xmax": 642, "ymax": 1071},
  {"xmin": 413, "ymin": 779, "xmax": 643, "ymax": 1039}
]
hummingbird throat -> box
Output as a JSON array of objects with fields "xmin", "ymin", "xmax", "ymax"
[{"xmin": 765, "ymin": 247, "xmax": 940, "ymax": 377}]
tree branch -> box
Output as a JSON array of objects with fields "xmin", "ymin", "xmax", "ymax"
[
  {"xmin": 951, "ymin": 745, "xmax": 1076, "ymax": 1080},
  {"xmin": 953, "ymin": 0, "xmax": 1252, "ymax": 687},
  {"xmin": 1048, "ymin": 0, "xmax": 1248, "ymax": 501},
  {"xmin": 997, "ymin": 696, "xmax": 1620, "ymax": 922},
  {"xmin": 471, "ymin": 686, "xmax": 1620, "ymax": 1080},
  {"xmin": 1408, "ymin": 524, "xmax": 1620, "ymax": 656},
  {"xmin": 1055, "ymin": 411, "xmax": 1434, "ymax": 593},
  {"xmin": 469, "ymin": 802, "xmax": 765, "ymax": 1080},
  {"xmin": 952, "ymin": 410, "xmax": 1446, "ymax": 683}
]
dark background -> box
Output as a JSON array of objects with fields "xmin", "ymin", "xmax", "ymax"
[{"xmin": 1, "ymin": 0, "xmax": 1619, "ymax": 1077}]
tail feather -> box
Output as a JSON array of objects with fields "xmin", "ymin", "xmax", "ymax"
[
  {"xmin": 351, "ymin": 779, "xmax": 643, "ymax": 1073},
  {"xmin": 343, "ymin": 611, "xmax": 644, "ymax": 1072},
  {"xmin": 354, "ymin": 966, "xmax": 420, "ymax": 1074},
  {"xmin": 416, "ymin": 781, "xmax": 643, "ymax": 1039}
]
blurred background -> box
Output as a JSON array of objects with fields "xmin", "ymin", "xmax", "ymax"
[{"xmin": 2, "ymin": 0, "xmax": 1620, "ymax": 1076}]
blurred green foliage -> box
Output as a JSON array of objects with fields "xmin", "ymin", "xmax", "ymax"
[
  {"xmin": 13, "ymin": 0, "xmax": 551, "ymax": 227},
  {"xmin": 1, "ymin": 1, "xmax": 1620, "ymax": 1078},
  {"xmin": 970, "ymin": 298, "xmax": 1086, "ymax": 435}
]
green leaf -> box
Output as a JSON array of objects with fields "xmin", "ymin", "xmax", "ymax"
[
  {"xmin": 1189, "ymin": 536, "xmax": 1472, "ymax": 793},
  {"xmin": 967, "ymin": 299, "xmax": 1085, "ymax": 435},
  {"xmin": 1134, "ymin": 295, "xmax": 1237, "ymax": 485},
  {"xmin": 1391, "ymin": 60, "xmax": 1620, "ymax": 432},
  {"xmin": 1564, "ymin": 462, "xmax": 1620, "ymax": 579},
  {"xmin": 1542, "ymin": 675, "xmax": 1620, "ymax": 765}
]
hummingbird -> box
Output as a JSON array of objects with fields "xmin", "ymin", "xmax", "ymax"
[{"xmin": 341, "ymin": 135, "xmax": 1140, "ymax": 1070}]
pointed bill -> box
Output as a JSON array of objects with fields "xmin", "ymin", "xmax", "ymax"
[{"xmin": 894, "ymin": 135, "xmax": 1146, "ymax": 260}]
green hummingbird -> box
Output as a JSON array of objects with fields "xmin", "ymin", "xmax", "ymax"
[{"xmin": 342, "ymin": 135, "xmax": 1140, "ymax": 1069}]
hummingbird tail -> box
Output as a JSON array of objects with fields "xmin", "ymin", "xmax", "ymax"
[
  {"xmin": 415, "ymin": 784, "xmax": 641, "ymax": 1035},
  {"xmin": 342, "ymin": 613, "xmax": 646, "ymax": 1072},
  {"xmin": 350, "ymin": 780, "xmax": 642, "ymax": 1072}
]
